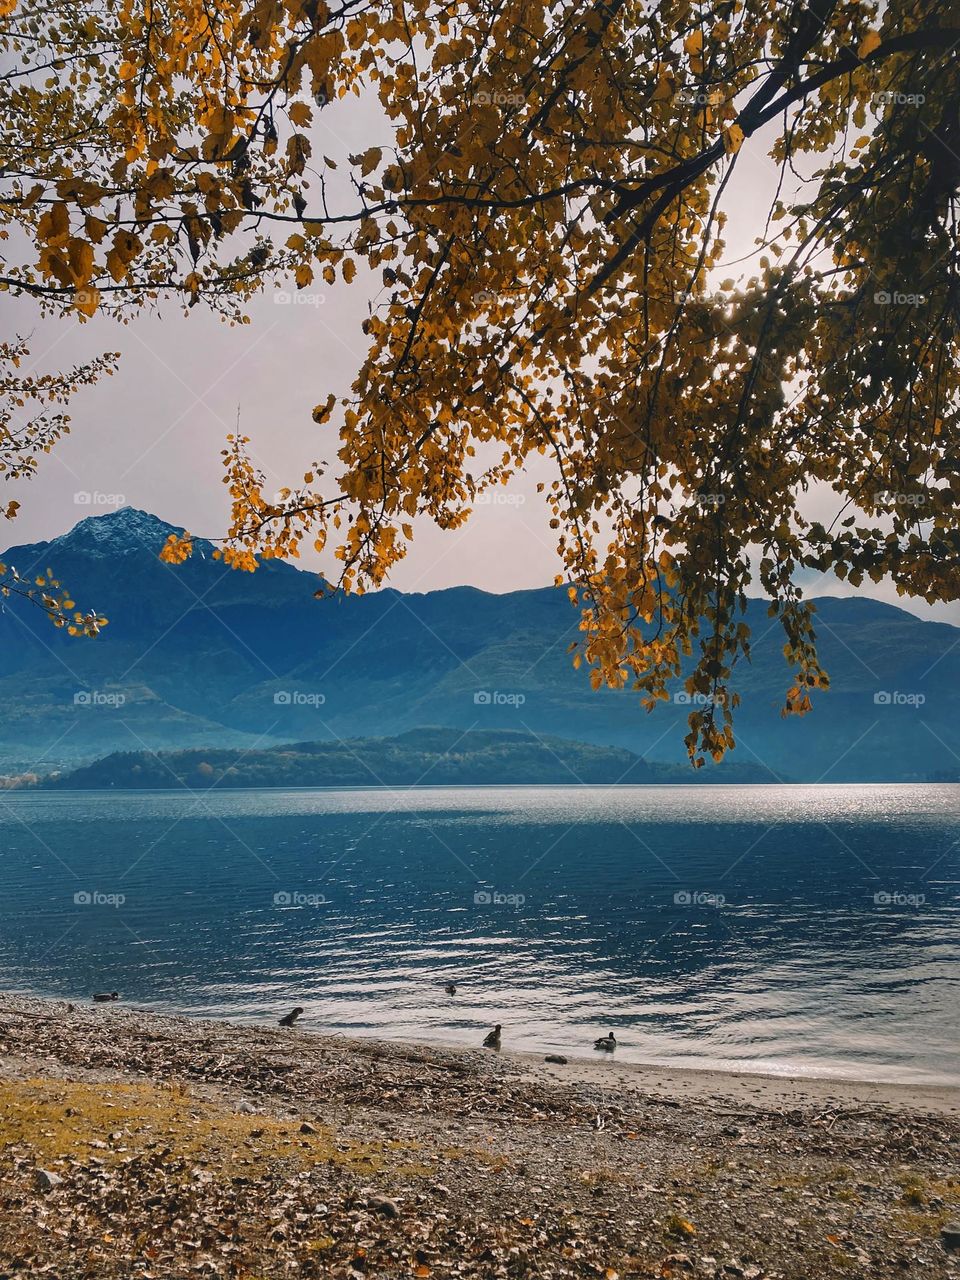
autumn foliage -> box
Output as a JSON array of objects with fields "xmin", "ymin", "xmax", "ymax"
[
  {"xmin": 2, "ymin": 0, "xmax": 959, "ymax": 759},
  {"xmin": 0, "ymin": 341, "xmax": 115, "ymax": 634}
]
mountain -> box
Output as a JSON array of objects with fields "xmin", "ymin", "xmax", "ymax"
[{"xmin": 0, "ymin": 507, "xmax": 957, "ymax": 781}]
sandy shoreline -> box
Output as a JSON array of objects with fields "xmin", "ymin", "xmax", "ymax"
[
  {"xmin": 511, "ymin": 1047, "xmax": 960, "ymax": 1116},
  {"xmin": 1, "ymin": 994, "xmax": 958, "ymax": 1278},
  {"xmin": 8, "ymin": 987, "xmax": 958, "ymax": 1111}
]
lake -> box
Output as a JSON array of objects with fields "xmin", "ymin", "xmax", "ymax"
[{"xmin": 1, "ymin": 784, "xmax": 957, "ymax": 1084}]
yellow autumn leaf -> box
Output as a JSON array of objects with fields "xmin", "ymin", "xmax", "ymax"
[
  {"xmin": 105, "ymin": 248, "xmax": 128, "ymax": 283},
  {"xmin": 288, "ymin": 101, "xmax": 313, "ymax": 127},
  {"xmin": 67, "ymin": 238, "xmax": 94, "ymax": 284},
  {"xmin": 359, "ymin": 147, "xmax": 382, "ymax": 177},
  {"xmin": 42, "ymin": 250, "xmax": 73, "ymax": 288},
  {"xmin": 683, "ymin": 30, "xmax": 703, "ymax": 54},
  {"xmin": 722, "ymin": 123, "xmax": 745, "ymax": 154},
  {"xmin": 37, "ymin": 201, "xmax": 70, "ymax": 246},
  {"xmin": 432, "ymin": 41, "xmax": 457, "ymax": 68},
  {"xmin": 342, "ymin": 258, "xmax": 357, "ymax": 283},
  {"xmin": 160, "ymin": 533, "xmax": 193, "ymax": 565},
  {"xmin": 858, "ymin": 30, "xmax": 882, "ymax": 58},
  {"xmin": 312, "ymin": 394, "xmax": 336, "ymax": 424}
]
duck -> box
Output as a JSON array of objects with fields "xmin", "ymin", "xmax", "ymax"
[
  {"xmin": 482, "ymin": 1023, "xmax": 502, "ymax": 1049},
  {"xmin": 444, "ymin": 982, "xmax": 457, "ymax": 995},
  {"xmin": 278, "ymin": 1006, "xmax": 304, "ymax": 1028},
  {"xmin": 593, "ymin": 1031, "xmax": 617, "ymax": 1052},
  {"xmin": 92, "ymin": 991, "xmax": 119, "ymax": 1003}
]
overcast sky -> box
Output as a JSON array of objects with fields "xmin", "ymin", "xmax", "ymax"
[{"xmin": 4, "ymin": 92, "xmax": 958, "ymax": 627}]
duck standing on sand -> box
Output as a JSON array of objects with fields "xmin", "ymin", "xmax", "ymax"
[
  {"xmin": 483, "ymin": 1024, "xmax": 502, "ymax": 1049},
  {"xmin": 92, "ymin": 991, "xmax": 119, "ymax": 1003},
  {"xmin": 593, "ymin": 1030, "xmax": 617, "ymax": 1052},
  {"xmin": 278, "ymin": 1006, "xmax": 304, "ymax": 1028}
]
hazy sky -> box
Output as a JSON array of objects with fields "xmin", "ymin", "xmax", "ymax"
[{"xmin": 4, "ymin": 92, "xmax": 957, "ymax": 626}]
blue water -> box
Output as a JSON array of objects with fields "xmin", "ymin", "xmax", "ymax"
[{"xmin": 0, "ymin": 785, "xmax": 957, "ymax": 1083}]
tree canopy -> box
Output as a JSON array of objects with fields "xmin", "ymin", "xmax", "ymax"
[
  {"xmin": 0, "ymin": 339, "xmax": 114, "ymax": 635},
  {"xmin": 2, "ymin": 0, "xmax": 958, "ymax": 760}
]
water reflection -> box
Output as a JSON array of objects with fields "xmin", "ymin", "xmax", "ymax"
[{"xmin": 0, "ymin": 784, "xmax": 956, "ymax": 1083}]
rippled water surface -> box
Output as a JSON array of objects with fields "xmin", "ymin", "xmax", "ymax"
[{"xmin": 1, "ymin": 785, "xmax": 957, "ymax": 1083}]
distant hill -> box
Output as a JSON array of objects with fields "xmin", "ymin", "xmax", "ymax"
[
  {"xmin": 1, "ymin": 507, "xmax": 958, "ymax": 781},
  {"xmin": 39, "ymin": 728, "xmax": 779, "ymax": 790}
]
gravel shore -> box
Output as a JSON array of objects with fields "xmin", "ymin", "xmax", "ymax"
[{"xmin": 0, "ymin": 995, "xmax": 958, "ymax": 1279}]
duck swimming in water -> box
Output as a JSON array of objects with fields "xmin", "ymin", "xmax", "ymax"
[
  {"xmin": 92, "ymin": 991, "xmax": 119, "ymax": 1003},
  {"xmin": 444, "ymin": 982, "xmax": 457, "ymax": 995},
  {"xmin": 593, "ymin": 1031, "xmax": 617, "ymax": 1052},
  {"xmin": 482, "ymin": 1024, "xmax": 502, "ymax": 1049},
  {"xmin": 278, "ymin": 1006, "xmax": 304, "ymax": 1028}
]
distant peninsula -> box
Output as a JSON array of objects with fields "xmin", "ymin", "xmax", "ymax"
[{"xmin": 37, "ymin": 728, "xmax": 777, "ymax": 790}]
